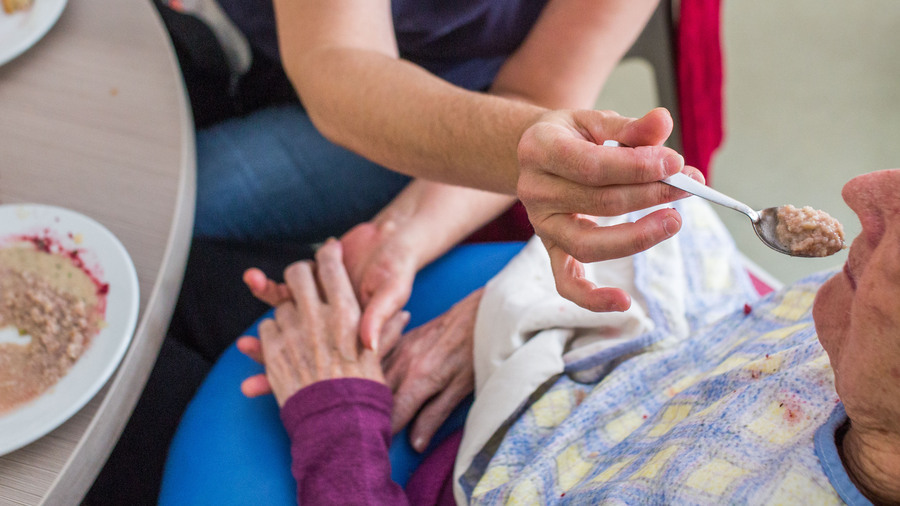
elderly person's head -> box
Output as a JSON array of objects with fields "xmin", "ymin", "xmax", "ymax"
[{"xmin": 813, "ymin": 168, "xmax": 900, "ymax": 502}]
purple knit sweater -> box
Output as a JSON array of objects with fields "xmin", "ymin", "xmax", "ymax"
[{"xmin": 280, "ymin": 378, "xmax": 457, "ymax": 505}]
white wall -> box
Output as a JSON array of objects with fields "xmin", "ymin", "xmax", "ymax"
[{"xmin": 597, "ymin": 1, "xmax": 900, "ymax": 284}]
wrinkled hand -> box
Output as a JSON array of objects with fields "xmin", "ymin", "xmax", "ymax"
[
  {"xmin": 242, "ymin": 267, "xmax": 291, "ymax": 307},
  {"xmin": 238, "ymin": 239, "xmax": 409, "ymax": 402},
  {"xmin": 245, "ymin": 239, "xmax": 383, "ymax": 406},
  {"xmin": 242, "ymin": 220, "xmax": 419, "ymax": 353},
  {"xmin": 517, "ymin": 107, "xmax": 703, "ymax": 312},
  {"xmin": 383, "ymin": 288, "xmax": 483, "ymax": 453},
  {"xmin": 238, "ymin": 263, "xmax": 302, "ymax": 398},
  {"xmin": 340, "ymin": 220, "xmax": 418, "ymax": 351},
  {"xmin": 238, "ymin": 309, "xmax": 408, "ymax": 398}
]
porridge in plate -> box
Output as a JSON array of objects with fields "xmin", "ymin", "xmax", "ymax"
[
  {"xmin": 775, "ymin": 204, "xmax": 845, "ymax": 257},
  {"xmin": 0, "ymin": 238, "xmax": 107, "ymax": 414},
  {"xmin": 2, "ymin": 0, "xmax": 32, "ymax": 14}
]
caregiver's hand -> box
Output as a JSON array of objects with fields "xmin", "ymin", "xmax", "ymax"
[
  {"xmin": 340, "ymin": 219, "xmax": 419, "ymax": 352},
  {"xmin": 339, "ymin": 179, "xmax": 514, "ymax": 353},
  {"xmin": 516, "ymin": 107, "xmax": 703, "ymax": 312},
  {"xmin": 383, "ymin": 288, "xmax": 483, "ymax": 453}
]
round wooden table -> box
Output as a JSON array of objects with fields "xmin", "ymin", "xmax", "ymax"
[{"xmin": 0, "ymin": 0, "xmax": 195, "ymax": 503}]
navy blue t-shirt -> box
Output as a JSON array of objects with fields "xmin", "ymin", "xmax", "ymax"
[{"xmin": 216, "ymin": 0, "xmax": 549, "ymax": 91}]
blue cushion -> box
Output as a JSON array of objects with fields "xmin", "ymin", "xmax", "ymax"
[{"xmin": 160, "ymin": 242, "xmax": 525, "ymax": 505}]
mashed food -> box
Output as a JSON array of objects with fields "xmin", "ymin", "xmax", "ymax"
[
  {"xmin": 0, "ymin": 243, "xmax": 104, "ymax": 414},
  {"xmin": 2, "ymin": 0, "xmax": 32, "ymax": 14},
  {"xmin": 775, "ymin": 204, "xmax": 845, "ymax": 257}
]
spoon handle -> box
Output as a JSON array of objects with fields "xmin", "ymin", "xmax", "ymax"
[
  {"xmin": 662, "ymin": 172, "xmax": 759, "ymax": 221},
  {"xmin": 599, "ymin": 141, "xmax": 760, "ymax": 221}
]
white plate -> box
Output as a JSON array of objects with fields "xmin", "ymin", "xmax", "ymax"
[
  {"xmin": 0, "ymin": 0, "xmax": 67, "ymax": 67},
  {"xmin": 0, "ymin": 204, "xmax": 139, "ymax": 456}
]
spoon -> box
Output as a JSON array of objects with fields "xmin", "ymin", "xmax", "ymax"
[
  {"xmin": 601, "ymin": 140, "xmax": 833, "ymax": 257},
  {"xmin": 662, "ymin": 171, "xmax": 795, "ymax": 256}
]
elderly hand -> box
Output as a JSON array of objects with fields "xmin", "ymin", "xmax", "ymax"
[
  {"xmin": 239, "ymin": 239, "xmax": 401, "ymax": 405},
  {"xmin": 237, "ymin": 309, "xmax": 408, "ymax": 399},
  {"xmin": 517, "ymin": 107, "xmax": 703, "ymax": 312},
  {"xmin": 383, "ymin": 288, "xmax": 482, "ymax": 452},
  {"xmin": 238, "ymin": 221, "xmax": 417, "ymax": 398},
  {"xmin": 243, "ymin": 215, "xmax": 421, "ymax": 354},
  {"xmin": 244, "ymin": 206, "xmax": 428, "ymax": 351}
]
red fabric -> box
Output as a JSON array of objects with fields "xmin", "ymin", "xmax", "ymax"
[
  {"xmin": 405, "ymin": 430, "xmax": 462, "ymax": 506},
  {"xmin": 677, "ymin": 0, "xmax": 724, "ymax": 180},
  {"xmin": 464, "ymin": 201, "xmax": 533, "ymax": 243},
  {"xmin": 748, "ymin": 272, "xmax": 775, "ymax": 297}
]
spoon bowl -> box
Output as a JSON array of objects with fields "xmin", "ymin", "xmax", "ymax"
[{"xmin": 750, "ymin": 207, "xmax": 792, "ymax": 256}]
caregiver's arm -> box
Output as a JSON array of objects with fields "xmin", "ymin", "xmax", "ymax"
[
  {"xmin": 488, "ymin": 0, "xmax": 657, "ymax": 108},
  {"xmin": 273, "ymin": 0, "xmax": 666, "ymax": 191},
  {"xmin": 273, "ymin": 0, "xmax": 694, "ymax": 312},
  {"xmin": 341, "ymin": 180, "xmax": 515, "ymax": 348}
]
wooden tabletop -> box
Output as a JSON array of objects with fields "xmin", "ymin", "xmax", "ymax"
[{"xmin": 0, "ymin": 0, "xmax": 195, "ymax": 503}]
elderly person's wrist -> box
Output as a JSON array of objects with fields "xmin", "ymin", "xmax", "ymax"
[{"xmin": 839, "ymin": 423, "xmax": 900, "ymax": 504}]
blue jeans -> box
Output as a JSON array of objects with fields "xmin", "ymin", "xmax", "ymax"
[{"xmin": 194, "ymin": 104, "xmax": 411, "ymax": 242}]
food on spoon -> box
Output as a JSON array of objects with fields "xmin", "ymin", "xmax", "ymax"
[
  {"xmin": 775, "ymin": 204, "xmax": 845, "ymax": 257},
  {"xmin": 0, "ymin": 237, "xmax": 108, "ymax": 414},
  {"xmin": 2, "ymin": 0, "xmax": 33, "ymax": 14}
]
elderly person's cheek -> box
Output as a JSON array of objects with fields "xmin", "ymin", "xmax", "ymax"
[
  {"xmin": 813, "ymin": 273, "xmax": 851, "ymax": 367},
  {"xmin": 832, "ymin": 247, "xmax": 900, "ymax": 425}
]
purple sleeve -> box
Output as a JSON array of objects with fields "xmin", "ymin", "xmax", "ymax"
[{"xmin": 280, "ymin": 378, "xmax": 408, "ymax": 506}]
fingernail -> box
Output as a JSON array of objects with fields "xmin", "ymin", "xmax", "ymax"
[
  {"xmin": 663, "ymin": 154, "xmax": 683, "ymax": 176},
  {"xmin": 617, "ymin": 293, "xmax": 632, "ymax": 312},
  {"xmin": 689, "ymin": 170, "xmax": 705, "ymax": 183},
  {"xmin": 663, "ymin": 215, "xmax": 680, "ymax": 236},
  {"xmin": 413, "ymin": 437, "xmax": 426, "ymax": 453}
]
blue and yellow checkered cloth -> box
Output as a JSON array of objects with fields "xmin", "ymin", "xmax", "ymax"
[{"xmin": 467, "ymin": 271, "xmax": 846, "ymax": 504}]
